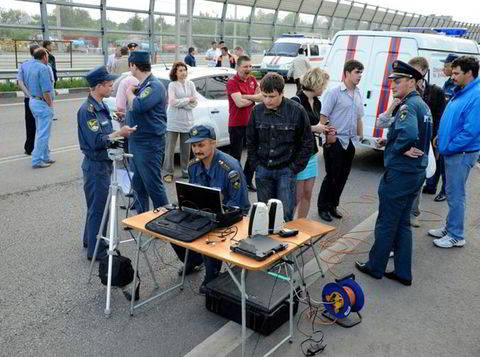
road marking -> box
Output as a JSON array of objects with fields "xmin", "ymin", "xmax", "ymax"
[
  {"xmin": 0, "ymin": 145, "xmax": 79, "ymax": 165},
  {"xmin": 0, "ymin": 97, "xmax": 85, "ymax": 107},
  {"xmin": 183, "ymin": 212, "xmax": 377, "ymax": 357}
]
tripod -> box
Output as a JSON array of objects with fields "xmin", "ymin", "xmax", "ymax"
[{"xmin": 87, "ymin": 148, "xmax": 158, "ymax": 315}]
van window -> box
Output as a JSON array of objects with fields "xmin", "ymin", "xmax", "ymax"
[
  {"xmin": 309, "ymin": 45, "xmax": 319, "ymax": 56},
  {"xmin": 265, "ymin": 42, "xmax": 300, "ymax": 57}
]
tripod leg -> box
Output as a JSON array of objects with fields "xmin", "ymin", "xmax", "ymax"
[
  {"xmin": 87, "ymin": 187, "xmax": 112, "ymax": 283},
  {"xmin": 105, "ymin": 183, "xmax": 119, "ymax": 316},
  {"xmin": 130, "ymin": 232, "xmax": 142, "ymax": 315}
]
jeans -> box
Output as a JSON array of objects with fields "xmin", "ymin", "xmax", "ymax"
[
  {"xmin": 82, "ymin": 158, "xmax": 111, "ymax": 258},
  {"xmin": 367, "ymin": 169, "xmax": 425, "ymax": 281},
  {"xmin": 228, "ymin": 126, "xmax": 254, "ymax": 185},
  {"xmin": 163, "ymin": 131, "xmax": 191, "ymax": 176},
  {"xmin": 129, "ymin": 137, "xmax": 169, "ymax": 213},
  {"xmin": 29, "ymin": 98, "xmax": 53, "ymax": 166},
  {"xmin": 24, "ymin": 97, "xmax": 36, "ymax": 154},
  {"xmin": 318, "ymin": 139, "xmax": 355, "ymax": 212},
  {"xmin": 444, "ymin": 151, "xmax": 480, "ymax": 241},
  {"xmin": 255, "ymin": 165, "xmax": 296, "ymax": 221},
  {"xmin": 425, "ymin": 154, "xmax": 446, "ymax": 195}
]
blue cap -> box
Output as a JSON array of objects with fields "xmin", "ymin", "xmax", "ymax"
[
  {"xmin": 185, "ymin": 125, "xmax": 216, "ymax": 143},
  {"xmin": 128, "ymin": 50, "xmax": 150, "ymax": 64},
  {"xmin": 85, "ymin": 66, "xmax": 119, "ymax": 87},
  {"xmin": 388, "ymin": 60, "xmax": 424, "ymax": 81},
  {"xmin": 440, "ymin": 53, "xmax": 459, "ymax": 63}
]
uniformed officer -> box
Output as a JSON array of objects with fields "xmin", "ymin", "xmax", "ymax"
[
  {"xmin": 441, "ymin": 53, "xmax": 459, "ymax": 102},
  {"xmin": 25, "ymin": 47, "xmax": 54, "ymax": 168},
  {"xmin": 78, "ymin": 66, "xmax": 136, "ymax": 260},
  {"xmin": 355, "ymin": 60, "xmax": 432, "ymax": 286},
  {"xmin": 173, "ymin": 124, "xmax": 250, "ymax": 294},
  {"xmin": 125, "ymin": 50, "xmax": 169, "ymax": 212}
]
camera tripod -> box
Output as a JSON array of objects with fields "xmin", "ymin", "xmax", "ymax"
[{"xmin": 87, "ymin": 148, "xmax": 158, "ymax": 316}]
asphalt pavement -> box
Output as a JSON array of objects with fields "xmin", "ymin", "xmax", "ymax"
[{"xmin": 0, "ymin": 87, "xmax": 479, "ymax": 357}]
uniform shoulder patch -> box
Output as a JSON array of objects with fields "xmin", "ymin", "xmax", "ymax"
[
  {"xmin": 87, "ymin": 104, "xmax": 95, "ymax": 113},
  {"xmin": 228, "ymin": 170, "xmax": 241, "ymax": 190},
  {"xmin": 188, "ymin": 158, "xmax": 200, "ymax": 167},
  {"xmin": 139, "ymin": 86, "xmax": 152, "ymax": 99},
  {"xmin": 218, "ymin": 159, "xmax": 231, "ymax": 172},
  {"xmin": 398, "ymin": 104, "xmax": 408, "ymax": 121},
  {"xmin": 87, "ymin": 119, "xmax": 99, "ymax": 132}
]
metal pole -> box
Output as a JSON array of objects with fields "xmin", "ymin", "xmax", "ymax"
[
  {"xmin": 101, "ymin": 0, "xmax": 108, "ymax": 65},
  {"xmin": 70, "ymin": 41, "xmax": 73, "ymax": 68},
  {"xmin": 149, "ymin": 0, "xmax": 155, "ymax": 63},
  {"xmin": 175, "ymin": 0, "xmax": 180, "ymax": 61},
  {"xmin": 14, "ymin": 40, "xmax": 18, "ymax": 69},
  {"xmin": 187, "ymin": 0, "xmax": 193, "ymax": 48},
  {"xmin": 40, "ymin": 0, "xmax": 50, "ymax": 40}
]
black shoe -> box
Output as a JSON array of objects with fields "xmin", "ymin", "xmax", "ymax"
[
  {"xmin": 199, "ymin": 282, "xmax": 208, "ymax": 295},
  {"xmin": 24, "ymin": 150, "xmax": 32, "ymax": 155},
  {"xmin": 125, "ymin": 192, "xmax": 134, "ymax": 198},
  {"xmin": 355, "ymin": 261, "xmax": 381, "ymax": 279},
  {"xmin": 329, "ymin": 207, "xmax": 343, "ymax": 219},
  {"xmin": 318, "ymin": 210, "xmax": 332, "ymax": 222},
  {"xmin": 83, "ymin": 242, "xmax": 88, "ymax": 248},
  {"xmin": 422, "ymin": 187, "xmax": 436, "ymax": 194},
  {"xmin": 384, "ymin": 271, "xmax": 412, "ymax": 286},
  {"xmin": 434, "ymin": 193, "xmax": 446, "ymax": 202},
  {"xmin": 177, "ymin": 263, "xmax": 203, "ymax": 276},
  {"xmin": 247, "ymin": 183, "xmax": 257, "ymax": 192}
]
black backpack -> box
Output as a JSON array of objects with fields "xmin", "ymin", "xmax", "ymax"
[{"xmin": 98, "ymin": 250, "xmax": 134, "ymax": 287}]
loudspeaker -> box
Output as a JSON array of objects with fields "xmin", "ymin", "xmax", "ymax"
[
  {"xmin": 248, "ymin": 202, "xmax": 268, "ymax": 236},
  {"xmin": 267, "ymin": 199, "xmax": 284, "ymax": 234}
]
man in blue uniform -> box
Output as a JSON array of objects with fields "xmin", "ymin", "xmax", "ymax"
[
  {"xmin": 441, "ymin": 54, "xmax": 459, "ymax": 102},
  {"xmin": 78, "ymin": 66, "xmax": 136, "ymax": 260},
  {"xmin": 356, "ymin": 60, "xmax": 432, "ymax": 286},
  {"xmin": 125, "ymin": 50, "xmax": 169, "ymax": 212},
  {"xmin": 17, "ymin": 43, "xmax": 40, "ymax": 155},
  {"xmin": 25, "ymin": 48, "xmax": 55, "ymax": 168},
  {"xmin": 173, "ymin": 124, "xmax": 250, "ymax": 294}
]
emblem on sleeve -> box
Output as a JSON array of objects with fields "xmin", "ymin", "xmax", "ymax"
[
  {"xmin": 87, "ymin": 119, "xmax": 100, "ymax": 132},
  {"xmin": 139, "ymin": 87, "xmax": 152, "ymax": 99}
]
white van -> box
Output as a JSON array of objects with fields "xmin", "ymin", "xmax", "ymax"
[
  {"xmin": 260, "ymin": 34, "xmax": 331, "ymax": 77},
  {"xmin": 322, "ymin": 30, "xmax": 480, "ymax": 148}
]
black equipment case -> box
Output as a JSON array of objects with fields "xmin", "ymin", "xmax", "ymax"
[{"xmin": 205, "ymin": 267, "xmax": 299, "ymax": 335}]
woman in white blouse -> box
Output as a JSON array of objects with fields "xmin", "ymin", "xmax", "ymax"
[{"xmin": 163, "ymin": 62, "xmax": 198, "ymax": 183}]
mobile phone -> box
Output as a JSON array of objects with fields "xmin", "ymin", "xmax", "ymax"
[{"xmin": 279, "ymin": 228, "xmax": 299, "ymax": 238}]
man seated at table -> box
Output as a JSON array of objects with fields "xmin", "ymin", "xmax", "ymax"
[{"xmin": 171, "ymin": 124, "xmax": 251, "ymax": 294}]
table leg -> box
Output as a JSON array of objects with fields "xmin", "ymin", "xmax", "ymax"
[
  {"xmin": 130, "ymin": 232, "xmax": 142, "ymax": 315},
  {"xmin": 241, "ymin": 268, "xmax": 246, "ymax": 357}
]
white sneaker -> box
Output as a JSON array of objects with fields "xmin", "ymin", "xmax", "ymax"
[
  {"xmin": 428, "ymin": 227, "xmax": 447, "ymax": 238},
  {"xmin": 433, "ymin": 235, "xmax": 466, "ymax": 248}
]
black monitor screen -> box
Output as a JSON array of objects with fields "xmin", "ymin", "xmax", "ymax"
[{"xmin": 175, "ymin": 181, "xmax": 223, "ymax": 214}]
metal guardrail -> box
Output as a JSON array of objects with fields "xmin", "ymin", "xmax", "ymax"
[{"xmin": 0, "ymin": 68, "xmax": 90, "ymax": 81}]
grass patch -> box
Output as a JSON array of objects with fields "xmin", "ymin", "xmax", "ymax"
[{"xmin": 0, "ymin": 77, "xmax": 88, "ymax": 92}]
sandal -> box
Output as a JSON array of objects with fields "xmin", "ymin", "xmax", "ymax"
[{"xmin": 163, "ymin": 175, "xmax": 173, "ymax": 183}]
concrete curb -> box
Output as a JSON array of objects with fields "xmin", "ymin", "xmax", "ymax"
[{"xmin": 0, "ymin": 87, "xmax": 90, "ymax": 98}]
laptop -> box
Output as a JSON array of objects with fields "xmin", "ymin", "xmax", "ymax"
[{"xmin": 175, "ymin": 181, "xmax": 224, "ymax": 218}]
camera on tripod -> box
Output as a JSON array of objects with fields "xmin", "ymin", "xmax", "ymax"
[
  {"xmin": 107, "ymin": 137, "xmax": 125, "ymax": 149},
  {"xmin": 107, "ymin": 137, "xmax": 132, "ymax": 161}
]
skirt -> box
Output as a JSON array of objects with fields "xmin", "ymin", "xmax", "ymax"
[{"xmin": 296, "ymin": 154, "xmax": 317, "ymax": 180}]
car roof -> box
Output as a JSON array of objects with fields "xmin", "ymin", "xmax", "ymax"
[{"xmin": 148, "ymin": 65, "xmax": 236, "ymax": 80}]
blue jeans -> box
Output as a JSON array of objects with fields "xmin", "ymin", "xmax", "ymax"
[
  {"xmin": 367, "ymin": 169, "xmax": 425, "ymax": 281},
  {"xmin": 255, "ymin": 165, "xmax": 296, "ymax": 221},
  {"xmin": 444, "ymin": 151, "xmax": 480, "ymax": 241},
  {"xmin": 82, "ymin": 158, "xmax": 111, "ymax": 258},
  {"xmin": 29, "ymin": 98, "xmax": 53, "ymax": 166},
  {"xmin": 129, "ymin": 137, "xmax": 169, "ymax": 213}
]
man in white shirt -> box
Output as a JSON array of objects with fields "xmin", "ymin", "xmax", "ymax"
[{"xmin": 205, "ymin": 41, "xmax": 218, "ymax": 67}]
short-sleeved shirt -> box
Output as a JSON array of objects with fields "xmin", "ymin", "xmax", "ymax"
[
  {"xmin": 116, "ymin": 75, "xmax": 139, "ymax": 113},
  {"xmin": 320, "ymin": 82, "xmax": 364, "ymax": 149},
  {"xmin": 205, "ymin": 48, "xmax": 217, "ymax": 67},
  {"xmin": 24, "ymin": 60, "xmax": 53, "ymax": 98},
  {"xmin": 77, "ymin": 95, "xmax": 114, "ymax": 162},
  {"xmin": 188, "ymin": 150, "xmax": 250, "ymax": 213},
  {"xmin": 227, "ymin": 74, "xmax": 258, "ymax": 127},
  {"xmin": 17, "ymin": 58, "xmax": 35, "ymax": 97}
]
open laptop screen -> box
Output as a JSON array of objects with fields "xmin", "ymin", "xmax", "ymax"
[{"xmin": 175, "ymin": 181, "xmax": 223, "ymax": 215}]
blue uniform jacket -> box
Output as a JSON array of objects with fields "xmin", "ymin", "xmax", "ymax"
[
  {"xmin": 384, "ymin": 91, "xmax": 432, "ymax": 173},
  {"xmin": 443, "ymin": 77, "xmax": 456, "ymax": 102},
  {"xmin": 77, "ymin": 95, "xmax": 114, "ymax": 161},
  {"xmin": 24, "ymin": 60, "xmax": 53, "ymax": 98},
  {"xmin": 184, "ymin": 53, "xmax": 196, "ymax": 67},
  {"xmin": 438, "ymin": 78, "xmax": 480, "ymax": 156},
  {"xmin": 188, "ymin": 150, "xmax": 250, "ymax": 213},
  {"xmin": 126, "ymin": 74, "xmax": 167, "ymax": 139}
]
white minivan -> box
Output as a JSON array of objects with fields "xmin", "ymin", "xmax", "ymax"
[
  {"xmin": 322, "ymin": 30, "xmax": 480, "ymax": 148},
  {"xmin": 260, "ymin": 34, "xmax": 331, "ymax": 77}
]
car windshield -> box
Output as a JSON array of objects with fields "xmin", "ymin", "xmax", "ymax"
[{"xmin": 265, "ymin": 43, "xmax": 300, "ymax": 57}]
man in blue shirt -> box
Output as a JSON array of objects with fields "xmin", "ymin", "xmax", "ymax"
[
  {"xmin": 17, "ymin": 43, "xmax": 39, "ymax": 155},
  {"xmin": 125, "ymin": 50, "xmax": 169, "ymax": 212},
  {"xmin": 184, "ymin": 47, "xmax": 196, "ymax": 67},
  {"xmin": 441, "ymin": 54, "xmax": 459, "ymax": 102},
  {"xmin": 25, "ymin": 48, "xmax": 55, "ymax": 168},
  {"xmin": 356, "ymin": 60, "xmax": 432, "ymax": 286},
  {"xmin": 429, "ymin": 56, "xmax": 480, "ymax": 249},
  {"xmin": 78, "ymin": 66, "xmax": 136, "ymax": 260},
  {"xmin": 172, "ymin": 124, "xmax": 250, "ymax": 294}
]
